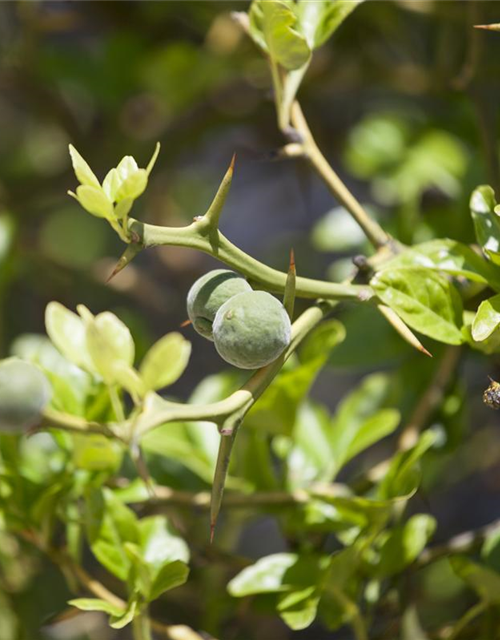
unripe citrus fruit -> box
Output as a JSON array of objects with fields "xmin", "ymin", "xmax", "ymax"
[
  {"xmin": 187, "ymin": 269, "xmax": 251, "ymax": 340},
  {"xmin": 213, "ymin": 291, "xmax": 291, "ymax": 369}
]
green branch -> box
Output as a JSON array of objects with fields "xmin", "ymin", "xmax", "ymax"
[{"xmin": 128, "ymin": 217, "xmax": 370, "ymax": 302}]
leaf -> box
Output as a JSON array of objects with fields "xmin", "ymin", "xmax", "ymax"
[
  {"xmin": 228, "ymin": 553, "xmax": 328, "ymax": 597},
  {"xmin": 69, "ymin": 598, "xmax": 124, "ymax": 617},
  {"xmin": 139, "ymin": 516, "xmax": 190, "ymax": 565},
  {"xmin": 140, "ymin": 332, "xmax": 191, "ymax": 392},
  {"xmin": 472, "ymin": 294, "xmax": 500, "ymax": 341},
  {"xmin": 470, "ymin": 185, "xmax": 500, "ymax": 265},
  {"xmin": 109, "ymin": 597, "xmax": 138, "ymax": 629},
  {"xmin": 150, "ymin": 560, "xmax": 189, "ymax": 601},
  {"xmin": 382, "ymin": 239, "xmax": 500, "ymax": 289},
  {"xmin": 85, "ymin": 488, "xmax": 138, "ymax": 580},
  {"xmin": 371, "ymin": 267, "xmax": 464, "ymax": 345},
  {"xmin": 277, "ymin": 587, "xmax": 320, "ymax": 630},
  {"xmin": 246, "ymin": 320, "xmax": 345, "ymax": 435},
  {"xmin": 330, "ymin": 373, "xmax": 398, "ymax": 475},
  {"xmin": 450, "ymin": 556, "xmax": 500, "ymax": 604},
  {"xmin": 68, "ymin": 145, "xmax": 100, "ymax": 188},
  {"xmin": 376, "ymin": 514, "xmax": 436, "ymax": 577},
  {"xmin": 116, "ymin": 168, "xmax": 148, "ymax": 202},
  {"xmin": 45, "ymin": 302, "xmax": 94, "ymax": 373},
  {"xmin": 249, "ymin": 0, "xmax": 311, "ymax": 70},
  {"xmin": 72, "ymin": 434, "xmax": 122, "ymax": 472},
  {"xmin": 116, "ymin": 155, "xmax": 139, "ymax": 182},
  {"xmin": 102, "ymin": 168, "xmax": 121, "ymax": 201},
  {"xmin": 378, "ymin": 430, "xmax": 437, "ymax": 500},
  {"xmin": 73, "ymin": 185, "xmax": 114, "ymax": 219},
  {"xmin": 296, "ymin": 0, "xmax": 364, "ymax": 49},
  {"xmin": 85, "ymin": 311, "xmax": 135, "ymax": 385}
]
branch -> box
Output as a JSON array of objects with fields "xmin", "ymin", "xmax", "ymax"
[
  {"xmin": 128, "ymin": 216, "xmax": 371, "ymax": 302},
  {"xmin": 289, "ymin": 101, "xmax": 391, "ymax": 251}
]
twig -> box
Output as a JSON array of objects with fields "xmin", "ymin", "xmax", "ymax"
[{"xmin": 290, "ymin": 101, "xmax": 390, "ymax": 250}]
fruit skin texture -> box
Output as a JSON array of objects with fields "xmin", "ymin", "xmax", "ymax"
[
  {"xmin": 0, "ymin": 358, "xmax": 52, "ymax": 433},
  {"xmin": 213, "ymin": 291, "xmax": 291, "ymax": 369},
  {"xmin": 187, "ymin": 269, "xmax": 252, "ymax": 341}
]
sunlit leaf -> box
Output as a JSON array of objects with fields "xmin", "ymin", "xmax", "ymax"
[
  {"xmin": 472, "ymin": 294, "xmax": 500, "ymax": 342},
  {"xmin": 140, "ymin": 332, "xmax": 191, "ymax": 392},
  {"xmin": 74, "ymin": 185, "xmax": 114, "ymax": 219},
  {"xmin": 68, "ymin": 145, "xmax": 100, "ymax": 188},
  {"xmin": 371, "ymin": 267, "xmax": 464, "ymax": 345}
]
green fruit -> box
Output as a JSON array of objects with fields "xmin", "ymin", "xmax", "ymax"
[
  {"xmin": 187, "ymin": 269, "xmax": 252, "ymax": 340},
  {"xmin": 0, "ymin": 359, "xmax": 52, "ymax": 433},
  {"xmin": 213, "ymin": 291, "xmax": 291, "ymax": 369}
]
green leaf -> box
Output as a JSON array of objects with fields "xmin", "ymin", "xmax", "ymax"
[
  {"xmin": 472, "ymin": 294, "xmax": 500, "ymax": 341},
  {"xmin": 85, "ymin": 488, "xmax": 138, "ymax": 580},
  {"xmin": 296, "ymin": 0, "xmax": 364, "ymax": 49},
  {"xmin": 73, "ymin": 185, "xmax": 114, "ymax": 219},
  {"xmin": 140, "ymin": 332, "xmax": 191, "ymax": 392},
  {"xmin": 116, "ymin": 155, "xmax": 139, "ymax": 182},
  {"xmin": 470, "ymin": 185, "xmax": 500, "ymax": 265},
  {"xmin": 102, "ymin": 168, "xmax": 121, "ymax": 201},
  {"xmin": 68, "ymin": 598, "xmax": 124, "ymax": 617},
  {"xmin": 330, "ymin": 373, "xmax": 398, "ymax": 475},
  {"xmin": 382, "ymin": 239, "xmax": 500, "ymax": 289},
  {"xmin": 45, "ymin": 302, "xmax": 94, "ymax": 373},
  {"xmin": 249, "ymin": 0, "xmax": 311, "ymax": 70},
  {"xmin": 116, "ymin": 168, "xmax": 148, "ymax": 202},
  {"xmin": 376, "ymin": 514, "xmax": 436, "ymax": 577},
  {"xmin": 378, "ymin": 430, "xmax": 437, "ymax": 500},
  {"xmin": 109, "ymin": 597, "xmax": 138, "ymax": 629},
  {"xmin": 68, "ymin": 145, "xmax": 100, "ymax": 188},
  {"xmin": 228, "ymin": 553, "xmax": 328, "ymax": 597},
  {"xmin": 247, "ymin": 320, "xmax": 345, "ymax": 435},
  {"xmin": 371, "ymin": 267, "xmax": 464, "ymax": 345},
  {"xmin": 150, "ymin": 560, "xmax": 189, "ymax": 601},
  {"xmin": 139, "ymin": 516, "xmax": 190, "ymax": 565},
  {"xmin": 277, "ymin": 587, "xmax": 320, "ymax": 630},
  {"xmin": 450, "ymin": 556, "xmax": 500, "ymax": 603},
  {"xmin": 72, "ymin": 434, "xmax": 122, "ymax": 472},
  {"xmin": 84, "ymin": 311, "xmax": 135, "ymax": 385}
]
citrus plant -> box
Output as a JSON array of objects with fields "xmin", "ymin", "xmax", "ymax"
[{"xmin": 3, "ymin": 3, "xmax": 500, "ymax": 640}]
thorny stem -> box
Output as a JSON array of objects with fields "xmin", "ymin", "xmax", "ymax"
[
  {"xmin": 289, "ymin": 102, "xmax": 391, "ymax": 251},
  {"xmin": 128, "ymin": 217, "xmax": 371, "ymax": 302}
]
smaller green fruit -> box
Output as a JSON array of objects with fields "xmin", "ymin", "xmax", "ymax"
[
  {"xmin": 187, "ymin": 269, "xmax": 252, "ymax": 340},
  {"xmin": 0, "ymin": 358, "xmax": 52, "ymax": 433},
  {"xmin": 213, "ymin": 291, "xmax": 291, "ymax": 369}
]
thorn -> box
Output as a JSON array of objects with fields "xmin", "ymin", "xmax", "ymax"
[
  {"xmin": 106, "ymin": 243, "xmax": 142, "ymax": 283},
  {"xmin": 200, "ymin": 156, "xmax": 236, "ymax": 229},
  {"xmin": 180, "ymin": 318, "xmax": 192, "ymax": 328},
  {"xmin": 474, "ymin": 24, "xmax": 500, "ymax": 31},
  {"xmin": 229, "ymin": 152, "xmax": 236, "ymax": 172},
  {"xmin": 378, "ymin": 304, "xmax": 433, "ymax": 358},
  {"xmin": 289, "ymin": 247, "xmax": 296, "ymax": 273},
  {"xmin": 417, "ymin": 344, "xmax": 433, "ymax": 359},
  {"xmin": 210, "ymin": 521, "xmax": 216, "ymax": 544}
]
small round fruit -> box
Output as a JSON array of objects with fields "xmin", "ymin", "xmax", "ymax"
[
  {"xmin": 0, "ymin": 358, "xmax": 52, "ymax": 433},
  {"xmin": 187, "ymin": 269, "xmax": 252, "ymax": 340},
  {"xmin": 213, "ymin": 291, "xmax": 291, "ymax": 369}
]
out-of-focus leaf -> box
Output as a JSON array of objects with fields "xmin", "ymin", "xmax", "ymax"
[
  {"xmin": 378, "ymin": 430, "xmax": 437, "ymax": 500},
  {"xmin": 277, "ymin": 587, "xmax": 320, "ymax": 630},
  {"xmin": 45, "ymin": 302, "xmax": 94, "ymax": 373},
  {"xmin": 72, "ymin": 434, "xmax": 122, "ymax": 472},
  {"xmin": 149, "ymin": 561, "xmax": 189, "ymax": 601},
  {"xmin": 470, "ymin": 185, "xmax": 500, "ymax": 265},
  {"xmin": 450, "ymin": 556, "xmax": 500, "ymax": 603},
  {"xmin": 69, "ymin": 598, "xmax": 124, "ymax": 617},
  {"xmin": 401, "ymin": 607, "xmax": 429, "ymax": 640},
  {"xmin": 330, "ymin": 373, "xmax": 399, "ymax": 475},
  {"xmin": 371, "ymin": 267, "xmax": 464, "ymax": 345},
  {"xmin": 296, "ymin": 0, "xmax": 364, "ymax": 48},
  {"xmin": 140, "ymin": 332, "xmax": 191, "ymax": 392},
  {"xmin": 311, "ymin": 206, "xmax": 370, "ymax": 252},
  {"xmin": 246, "ymin": 320, "xmax": 345, "ymax": 435},
  {"xmin": 228, "ymin": 553, "xmax": 329, "ymax": 597},
  {"xmin": 249, "ymin": 0, "xmax": 311, "ymax": 70},
  {"xmin": 472, "ymin": 294, "xmax": 500, "ymax": 342},
  {"xmin": 376, "ymin": 514, "xmax": 436, "ymax": 577},
  {"xmin": 85, "ymin": 488, "xmax": 138, "ymax": 580},
  {"xmin": 84, "ymin": 311, "xmax": 135, "ymax": 385},
  {"xmin": 68, "ymin": 145, "xmax": 100, "ymax": 189}
]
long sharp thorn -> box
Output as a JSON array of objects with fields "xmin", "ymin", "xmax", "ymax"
[
  {"xmin": 202, "ymin": 154, "xmax": 236, "ymax": 229},
  {"xmin": 210, "ymin": 433, "xmax": 237, "ymax": 543},
  {"xmin": 475, "ymin": 24, "xmax": 500, "ymax": 31},
  {"xmin": 180, "ymin": 319, "xmax": 192, "ymax": 328},
  {"xmin": 107, "ymin": 243, "xmax": 142, "ymax": 283},
  {"xmin": 378, "ymin": 305, "xmax": 432, "ymax": 358}
]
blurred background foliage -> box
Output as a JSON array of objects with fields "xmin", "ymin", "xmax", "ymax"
[{"xmin": 3, "ymin": 1, "xmax": 500, "ymax": 639}]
